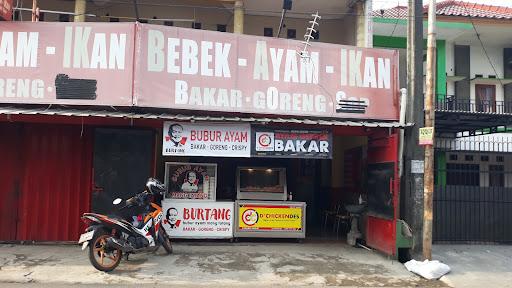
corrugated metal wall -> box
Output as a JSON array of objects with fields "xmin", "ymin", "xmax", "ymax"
[
  {"xmin": 0, "ymin": 124, "xmax": 23, "ymax": 241},
  {"xmin": 0, "ymin": 123, "xmax": 93, "ymax": 241}
]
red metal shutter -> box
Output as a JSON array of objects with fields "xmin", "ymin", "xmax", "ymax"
[
  {"xmin": 15, "ymin": 124, "xmax": 93, "ymax": 241},
  {"xmin": 0, "ymin": 123, "xmax": 23, "ymax": 241}
]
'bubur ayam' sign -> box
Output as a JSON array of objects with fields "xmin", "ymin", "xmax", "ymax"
[
  {"xmin": 162, "ymin": 122, "xmax": 250, "ymax": 157},
  {"xmin": 252, "ymin": 127, "xmax": 332, "ymax": 159}
]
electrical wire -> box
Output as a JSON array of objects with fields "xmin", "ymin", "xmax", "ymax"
[
  {"xmin": 389, "ymin": 0, "xmax": 401, "ymax": 37},
  {"xmin": 460, "ymin": 1, "xmax": 504, "ymax": 86}
]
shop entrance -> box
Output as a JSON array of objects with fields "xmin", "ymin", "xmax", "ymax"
[
  {"xmin": 158, "ymin": 123, "xmax": 400, "ymax": 256},
  {"xmin": 92, "ymin": 128, "xmax": 154, "ymax": 214},
  {"xmin": 162, "ymin": 135, "xmax": 372, "ymax": 241}
]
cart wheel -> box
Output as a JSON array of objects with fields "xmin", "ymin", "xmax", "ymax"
[
  {"xmin": 229, "ymin": 238, "xmax": 234, "ymax": 243},
  {"xmin": 296, "ymin": 238, "xmax": 304, "ymax": 243}
]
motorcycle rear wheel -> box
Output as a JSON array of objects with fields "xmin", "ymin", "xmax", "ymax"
[{"xmin": 89, "ymin": 230, "xmax": 122, "ymax": 272}]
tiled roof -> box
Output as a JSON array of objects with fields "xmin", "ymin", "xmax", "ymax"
[
  {"xmin": 371, "ymin": 6, "xmax": 408, "ymax": 19},
  {"xmin": 373, "ymin": 1, "xmax": 512, "ymax": 20},
  {"xmin": 436, "ymin": 1, "xmax": 512, "ymax": 19}
]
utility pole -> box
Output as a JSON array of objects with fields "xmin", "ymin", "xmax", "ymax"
[
  {"xmin": 404, "ymin": 0, "xmax": 424, "ymax": 259},
  {"xmin": 423, "ymin": 0, "xmax": 437, "ymax": 260}
]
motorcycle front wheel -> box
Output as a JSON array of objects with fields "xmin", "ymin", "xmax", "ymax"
[
  {"xmin": 159, "ymin": 228, "xmax": 173, "ymax": 254},
  {"xmin": 89, "ymin": 230, "xmax": 122, "ymax": 272}
]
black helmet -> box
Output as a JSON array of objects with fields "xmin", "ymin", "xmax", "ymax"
[{"xmin": 146, "ymin": 178, "xmax": 166, "ymax": 196}]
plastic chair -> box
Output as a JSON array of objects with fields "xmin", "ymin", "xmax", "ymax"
[
  {"xmin": 322, "ymin": 203, "xmax": 341, "ymax": 233},
  {"xmin": 334, "ymin": 210, "xmax": 351, "ymax": 239}
]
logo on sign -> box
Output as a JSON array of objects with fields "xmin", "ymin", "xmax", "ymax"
[
  {"xmin": 242, "ymin": 209, "xmax": 259, "ymax": 226},
  {"xmin": 164, "ymin": 207, "xmax": 181, "ymax": 229},
  {"xmin": 255, "ymin": 132, "xmax": 274, "ymax": 151},
  {"xmin": 165, "ymin": 123, "xmax": 188, "ymax": 147}
]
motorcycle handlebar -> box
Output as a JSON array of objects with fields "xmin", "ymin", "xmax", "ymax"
[{"xmin": 120, "ymin": 191, "xmax": 150, "ymax": 210}]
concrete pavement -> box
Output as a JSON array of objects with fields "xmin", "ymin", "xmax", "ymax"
[
  {"xmin": 433, "ymin": 244, "xmax": 512, "ymax": 288},
  {"xmin": 0, "ymin": 241, "xmax": 445, "ymax": 287}
]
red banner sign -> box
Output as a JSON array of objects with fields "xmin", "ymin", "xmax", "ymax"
[
  {"xmin": 134, "ymin": 24, "xmax": 399, "ymax": 120},
  {"xmin": 1, "ymin": 22, "xmax": 399, "ymax": 121},
  {"xmin": 0, "ymin": 22, "xmax": 135, "ymax": 106}
]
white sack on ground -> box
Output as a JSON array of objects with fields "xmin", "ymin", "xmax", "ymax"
[{"xmin": 404, "ymin": 259, "xmax": 451, "ymax": 280}]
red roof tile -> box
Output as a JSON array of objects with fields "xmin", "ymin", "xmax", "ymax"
[
  {"xmin": 371, "ymin": 6, "xmax": 408, "ymax": 19},
  {"xmin": 436, "ymin": 1, "xmax": 512, "ymax": 19},
  {"xmin": 373, "ymin": 0, "xmax": 512, "ymax": 20}
]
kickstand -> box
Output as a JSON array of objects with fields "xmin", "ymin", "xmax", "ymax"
[{"xmin": 125, "ymin": 254, "xmax": 129, "ymax": 261}]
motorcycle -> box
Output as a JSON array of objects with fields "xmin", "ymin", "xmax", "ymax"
[{"xmin": 78, "ymin": 178, "xmax": 173, "ymax": 272}]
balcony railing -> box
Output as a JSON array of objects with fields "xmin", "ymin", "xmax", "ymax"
[{"xmin": 436, "ymin": 96, "xmax": 512, "ymax": 114}]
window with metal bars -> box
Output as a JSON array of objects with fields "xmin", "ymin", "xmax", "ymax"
[
  {"xmin": 489, "ymin": 165, "xmax": 504, "ymax": 187},
  {"xmin": 446, "ymin": 163, "xmax": 480, "ymax": 186}
]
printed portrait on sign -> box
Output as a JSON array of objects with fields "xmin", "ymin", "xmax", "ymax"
[
  {"xmin": 165, "ymin": 123, "xmax": 187, "ymax": 147},
  {"xmin": 181, "ymin": 170, "xmax": 199, "ymax": 192},
  {"xmin": 165, "ymin": 163, "xmax": 217, "ymax": 200},
  {"xmin": 165, "ymin": 207, "xmax": 181, "ymax": 229}
]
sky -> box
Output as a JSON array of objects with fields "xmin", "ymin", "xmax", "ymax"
[{"xmin": 372, "ymin": 0, "xmax": 512, "ymax": 10}]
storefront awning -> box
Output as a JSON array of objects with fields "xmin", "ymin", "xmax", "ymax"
[{"xmin": 0, "ymin": 106, "xmax": 412, "ymax": 128}]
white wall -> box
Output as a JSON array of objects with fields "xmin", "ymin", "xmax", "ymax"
[
  {"xmin": 470, "ymin": 45, "xmax": 504, "ymax": 79},
  {"xmin": 446, "ymin": 43, "xmax": 506, "ymax": 107},
  {"xmin": 445, "ymin": 41, "xmax": 456, "ymax": 96},
  {"xmin": 469, "ymin": 45, "xmax": 505, "ymax": 104}
]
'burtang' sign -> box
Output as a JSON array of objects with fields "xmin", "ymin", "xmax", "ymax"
[
  {"xmin": 135, "ymin": 24, "xmax": 399, "ymax": 120},
  {"xmin": 162, "ymin": 201, "xmax": 234, "ymax": 238},
  {"xmin": 0, "ymin": 22, "xmax": 134, "ymax": 106}
]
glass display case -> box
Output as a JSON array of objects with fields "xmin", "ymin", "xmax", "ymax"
[{"xmin": 236, "ymin": 167, "xmax": 287, "ymax": 201}]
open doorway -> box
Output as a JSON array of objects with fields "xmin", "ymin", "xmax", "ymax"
[{"xmin": 92, "ymin": 128, "xmax": 155, "ymax": 215}]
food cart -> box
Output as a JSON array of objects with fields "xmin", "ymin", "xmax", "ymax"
[
  {"xmin": 234, "ymin": 167, "xmax": 306, "ymax": 239},
  {"xmin": 161, "ymin": 163, "xmax": 306, "ymax": 239},
  {"xmin": 159, "ymin": 122, "xmax": 331, "ymax": 240}
]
